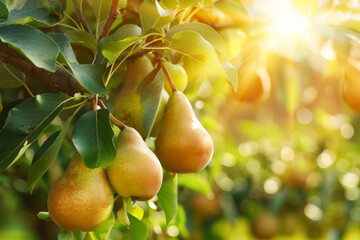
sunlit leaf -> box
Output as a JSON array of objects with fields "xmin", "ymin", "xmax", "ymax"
[
  {"xmin": 37, "ymin": 211, "xmax": 52, "ymax": 221},
  {"xmin": 65, "ymin": 30, "xmax": 97, "ymax": 55},
  {"xmin": 129, "ymin": 215, "xmax": 148, "ymax": 240},
  {"xmin": 69, "ymin": 63, "xmax": 107, "ymax": 94},
  {"xmin": 157, "ymin": 171, "xmax": 178, "ymax": 224},
  {"xmin": 139, "ymin": 0, "xmax": 175, "ymax": 33},
  {"xmin": 178, "ymin": 173, "xmax": 212, "ymax": 197},
  {"xmin": 89, "ymin": 213, "xmax": 115, "ymax": 240}
]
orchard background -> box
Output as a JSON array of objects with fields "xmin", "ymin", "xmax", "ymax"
[{"xmin": 1, "ymin": 0, "xmax": 360, "ymax": 239}]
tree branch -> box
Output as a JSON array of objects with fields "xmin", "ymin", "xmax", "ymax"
[
  {"xmin": 72, "ymin": 0, "xmax": 92, "ymax": 34},
  {"xmin": 0, "ymin": 43, "xmax": 88, "ymax": 96},
  {"xmin": 99, "ymin": 0, "xmax": 120, "ymax": 41}
]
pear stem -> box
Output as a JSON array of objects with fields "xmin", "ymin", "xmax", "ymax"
[
  {"xmin": 71, "ymin": 0, "xmax": 92, "ymax": 34},
  {"xmin": 98, "ymin": 99, "xmax": 127, "ymax": 130},
  {"xmin": 156, "ymin": 55, "xmax": 177, "ymax": 92},
  {"xmin": 90, "ymin": 95, "xmax": 98, "ymax": 111}
]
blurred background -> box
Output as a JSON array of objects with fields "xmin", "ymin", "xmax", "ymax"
[{"xmin": 2, "ymin": 0, "xmax": 360, "ymax": 239}]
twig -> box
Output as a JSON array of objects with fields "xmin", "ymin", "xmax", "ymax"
[
  {"xmin": 0, "ymin": 43, "xmax": 88, "ymax": 96},
  {"xmin": 155, "ymin": 54, "xmax": 177, "ymax": 92},
  {"xmin": 99, "ymin": 0, "xmax": 121, "ymax": 41},
  {"xmin": 72, "ymin": 0, "xmax": 92, "ymax": 34},
  {"xmin": 98, "ymin": 99, "xmax": 126, "ymax": 130}
]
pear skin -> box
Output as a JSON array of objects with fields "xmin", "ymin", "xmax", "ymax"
[
  {"xmin": 155, "ymin": 91, "xmax": 214, "ymax": 173},
  {"xmin": 113, "ymin": 55, "xmax": 154, "ymax": 138},
  {"xmin": 106, "ymin": 127, "xmax": 163, "ymax": 201},
  {"xmin": 47, "ymin": 153, "xmax": 114, "ymax": 232}
]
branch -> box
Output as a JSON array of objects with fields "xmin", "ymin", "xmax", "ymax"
[
  {"xmin": 99, "ymin": 0, "xmax": 120, "ymax": 41},
  {"xmin": 72, "ymin": 0, "xmax": 92, "ymax": 34},
  {"xmin": 0, "ymin": 43, "xmax": 88, "ymax": 96}
]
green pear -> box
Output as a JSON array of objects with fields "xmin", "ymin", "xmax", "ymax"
[
  {"xmin": 47, "ymin": 153, "xmax": 114, "ymax": 232},
  {"xmin": 113, "ymin": 55, "xmax": 154, "ymax": 138},
  {"xmin": 155, "ymin": 91, "xmax": 214, "ymax": 173},
  {"xmin": 163, "ymin": 62, "xmax": 188, "ymax": 94},
  {"xmin": 106, "ymin": 127, "xmax": 163, "ymax": 201}
]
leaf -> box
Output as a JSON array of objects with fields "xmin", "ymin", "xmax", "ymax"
[
  {"xmin": 27, "ymin": 107, "xmax": 79, "ymax": 193},
  {"xmin": 157, "ymin": 171, "xmax": 177, "ymax": 224},
  {"xmin": 0, "ymin": 24, "xmax": 59, "ymax": 71},
  {"xmin": 104, "ymin": 24, "xmax": 142, "ymax": 43},
  {"xmin": 0, "ymin": 93, "xmax": 64, "ymax": 172},
  {"xmin": 5, "ymin": 0, "xmax": 59, "ymax": 26},
  {"xmin": 178, "ymin": 173, "xmax": 212, "ymax": 197},
  {"xmin": 129, "ymin": 215, "xmax": 148, "ymax": 240},
  {"xmin": 139, "ymin": 0, "xmax": 175, "ymax": 33},
  {"xmin": 0, "ymin": 98, "xmax": 25, "ymax": 130},
  {"xmin": 88, "ymin": 0, "xmax": 112, "ymax": 22},
  {"xmin": 127, "ymin": 199, "xmax": 144, "ymax": 220},
  {"xmin": 37, "ymin": 211, "xmax": 52, "ymax": 221},
  {"xmin": 222, "ymin": 62, "xmax": 238, "ymax": 91},
  {"xmin": 168, "ymin": 22, "xmax": 227, "ymax": 58},
  {"xmin": 48, "ymin": 33, "xmax": 78, "ymax": 64},
  {"xmin": 102, "ymin": 36, "xmax": 142, "ymax": 64},
  {"xmin": 69, "ymin": 63, "xmax": 107, "ymax": 94},
  {"xmin": 139, "ymin": 69, "xmax": 163, "ymax": 138},
  {"xmin": 0, "ymin": 62, "xmax": 25, "ymax": 88},
  {"xmin": 72, "ymin": 109, "xmax": 116, "ymax": 169},
  {"xmin": 89, "ymin": 212, "xmax": 115, "ymax": 240},
  {"xmin": 58, "ymin": 230, "xmax": 86, "ymax": 240},
  {"xmin": 65, "ymin": 30, "xmax": 97, "ymax": 55},
  {"xmin": 169, "ymin": 31, "xmax": 228, "ymax": 82},
  {"xmin": 0, "ymin": 1, "xmax": 8, "ymax": 19}
]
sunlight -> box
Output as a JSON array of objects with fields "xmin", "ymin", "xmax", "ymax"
[{"xmin": 270, "ymin": 1, "xmax": 309, "ymax": 34}]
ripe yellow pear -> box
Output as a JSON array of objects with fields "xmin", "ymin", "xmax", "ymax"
[
  {"xmin": 163, "ymin": 62, "xmax": 188, "ymax": 94},
  {"xmin": 106, "ymin": 127, "xmax": 163, "ymax": 201},
  {"xmin": 113, "ymin": 55, "xmax": 154, "ymax": 138},
  {"xmin": 155, "ymin": 91, "xmax": 214, "ymax": 173},
  {"xmin": 47, "ymin": 153, "xmax": 114, "ymax": 232}
]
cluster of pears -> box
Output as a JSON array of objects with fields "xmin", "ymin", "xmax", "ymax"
[
  {"xmin": 47, "ymin": 56, "xmax": 214, "ymax": 231},
  {"xmin": 48, "ymin": 127, "xmax": 163, "ymax": 231}
]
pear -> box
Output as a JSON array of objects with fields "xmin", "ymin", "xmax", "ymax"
[
  {"xmin": 155, "ymin": 91, "xmax": 214, "ymax": 173},
  {"xmin": 106, "ymin": 127, "xmax": 163, "ymax": 201},
  {"xmin": 113, "ymin": 55, "xmax": 154, "ymax": 138},
  {"xmin": 47, "ymin": 153, "xmax": 114, "ymax": 232},
  {"xmin": 163, "ymin": 62, "xmax": 188, "ymax": 94},
  {"xmin": 343, "ymin": 63, "xmax": 360, "ymax": 112}
]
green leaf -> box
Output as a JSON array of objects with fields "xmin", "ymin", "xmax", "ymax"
[
  {"xmin": 102, "ymin": 36, "xmax": 142, "ymax": 64},
  {"xmin": 37, "ymin": 211, "xmax": 52, "ymax": 221},
  {"xmin": 222, "ymin": 62, "xmax": 238, "ymax": 91},
  {"xmin": 5, "ymin": 0, "xmax": 59, "ymax": 26},
  {"xmin": 104, "ymin": 24, "xmax": 142, "ymax": 43},
  {"xmin": 157, "ymin": 171, "xmax": 178, "ymax": 224},
  {"xmin": 139, "ymin": 0, "xmax": 175, "ymax": 33},
  {"xmin": 88, "ymin": 0, "xmax": 112, "ymax": 22},
  {"xmin": 58, "ymin": 230, "xmax": 86, "ymax": 240},
  {"xmin": 0, "ymin": 62, "xmax": 25, "ymax": 88},
  {"xmin": 140, "ymin": 69, "xmax": 163, "ymax": 138},
  {"xmin": 89, "ymin": 212, "xmax": 115, "ymax": 240},
  {"xmin": 48, "ymin": 33, "xmax": 78, "ymax": 64},
  {"xmin": 0, "ymin": 98, "xmax": 25, "ymax": 130},
  {"xmin": 0, "ymin": 93, "xmax": 64, "ymax": 172},
  {"xmin": 65, "ymin": 30, "xmax": 97, "ymax": 55},
  {"xmin": 127, "ymin": 199, "xmax": 144, "ymax": 220},
  {"xmin": 0, "ymin": 24, "xmax": 59, "ymax": 71},
  {"xmin": 168, "ymin": 22, "xmax": 227, "ymax": 58},
  {"xmin": 129, "ymin": 215, "xmax": 148, "ymax": 240},
  {"xmin": 27, "ymin": 108, "xmax": 79, "ymax": 193},
  {"xmin": 178, "ymin": 173, "xmax": 212, "ymax": 197},
  {"xmin": 169, "ymin": 31, "xmax": 228, "ymax": 82},
  {"xmin": 72, "ymin": 109, "xmax": 116, "ymax": 169},
  {"xmin": 0, "ymin": 1, "xmax": 8, "ymax": 19},
  {"xmin": 69, "ymin": 63, "xmax": 107, "ymax": 94}
]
